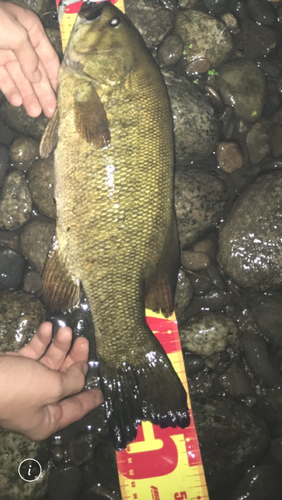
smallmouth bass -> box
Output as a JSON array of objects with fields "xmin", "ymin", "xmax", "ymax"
[{"xmin": 40, "ymin": 1, "xmax": 189, "ymax": 450}]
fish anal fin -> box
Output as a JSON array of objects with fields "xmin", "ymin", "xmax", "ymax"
[
  {"xmin": 145, "ymin": 215, "xmax": 180, "ymax": 318},
  {"xmin": 74, "ymin": 83, "xmax": 110, "ymax": 148},
  {"xmin": 42, "ymin": 235, "xmax": 80, "ymax": 313},
  {"xmin": 39, "ymin": 108, "xmax": 59, "ymax": 159}
]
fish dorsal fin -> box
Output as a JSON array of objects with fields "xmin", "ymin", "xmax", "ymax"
[
  {"xmin": 74, "ymin": 82, "xmax": 110, "ymax": 148},
  {"xmin": 39, "ymin": 108, "xmax": 59, "ymax": 159},
  {"xmin": 42, "ymin": 235, "xmax": 80, "ymax": 313}
]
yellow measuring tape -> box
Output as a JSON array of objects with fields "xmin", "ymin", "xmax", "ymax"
[{"xmin": 55, "ymin": 2, "xmax": 209, "ymax": 498}]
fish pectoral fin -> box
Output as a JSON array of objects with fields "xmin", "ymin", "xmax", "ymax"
[
  {"xmin": 74, "ymin": 83, "xmax": 110, "ymax": 148},
  {"xmin": 42, "ymin": 235, "xmax": 80, "ymax": 313},
  {"xmin": 39, "ymin": 108, "xmax": 59, "ymax": 158},
  {"xmin": 99, "ymin": 330, "xmax": 190, "ymax": 451},
  {"xmin": 145, "ymin": 215, "xmax": 180, "ymax": 318}
]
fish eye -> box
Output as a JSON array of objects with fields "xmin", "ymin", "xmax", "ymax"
[
  {"xmin": 109, "ymin": 17, "xmax": 120, "ymax": 27},
  {"xmin": 79, "ymin": 5, "xmax": 103, "ymax": 21}
]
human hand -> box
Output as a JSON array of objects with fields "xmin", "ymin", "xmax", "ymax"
[
  {"xmin": 0, "ymin": 322, "xmax": 103, "ymax": 440},
  {"xmin": 0, "ymin": 2, "xmax": 60, "ymax": 118}
]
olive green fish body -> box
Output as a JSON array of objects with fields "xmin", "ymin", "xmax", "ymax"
[{"xmin": 41, "ymin": 2, "xmax": 189, "ymax": 449}]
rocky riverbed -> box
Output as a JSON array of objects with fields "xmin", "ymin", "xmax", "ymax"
[{"xmin": 1, "ymin": 0, "xmax": 282, "ymax": 499}]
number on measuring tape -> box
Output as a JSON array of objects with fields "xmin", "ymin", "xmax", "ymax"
[{"xmin": 174, "ymin": 492, "xmax": 188, "ymax": 500}]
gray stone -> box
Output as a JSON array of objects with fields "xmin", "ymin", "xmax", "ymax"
[
  {"xmin": 241, "ymin": 18, "xmax": 277, "ymax": 60},
  {"xmin": 124, "ymin": 0, "xmax": 174, "ymax": 48},
  {"xmin": 0, "ymin": 143, "xmax": 9, "ymax": 186},
  {"xmin": 175, "ymin": 268, "xmax": 193, "ymax": 320},
  {"xmin": 240, "ymin": 332, "xmax": 280, "ymax": 388},
  {"xmin": 218, "ymin": 172, "xmax": 282, "ymax": 291},
  {"xmin": 217, "ymin": 362, "xmax": 253, "ymax": 397},
  {"xmin": 28, "ymin": 157, "xmax": 56, "ymax": 219},
  {"xmin": 0, "ymin": 290, "xmax": 45, "ymax": 351},
  {"xmin": 20, "ymin": 219, "xmax": 55, "ymax": 273},
  {"xmin": 175, "ymin": 170, "xmax": 228, "ymax": 248},
  {"xmin": 230, "ymin": 465, "xmax": 282, "ymax": 500},
  {"xmin": 164, "ymin": 71, "xmax": 219, "ymax": 163},
  {"xmin": 0, "ymin": 100, "xmax": 48, "ymax": 140},
  {"xmin": 0, "ymin": 248, "xmax": 25, "ymax": 290},
  {"xmin": 247, "ymin": 0, "xmax": 277, "ymax": 26},
  {"xmin": 192, "ymin": 398, "xmax": 270, "ymax": 496},
  {"xmin": 23, "ymin": 271, "xmax": 43, "ymax": 296},
  {"xmin": 246, "ymin": 122, "xmax": 270, "ymax": 164},
  {"xmin": 248, "ymin": 294, "xmax": 282, "ymax": 350},
  {"xmin": 10, "ymin": 136, "xmax": 39, "ymax": 172},
  {"xmin": 175, "ymin": 9, "xmax": 233, "ymax": 68},
  {"xmin": 179, "ymin": 311, "xmax": 238, "ymax": 357},
  {"xmin": 157, "ymin": 35, "xmax": 184, "ymax": 67},
  {"xmin": 218, "ymin": 60, "xmax": 265, "ymax": 122},
  {"xmin": 0, "ymin": 171, "xmax": 32, "ymax": 231}
]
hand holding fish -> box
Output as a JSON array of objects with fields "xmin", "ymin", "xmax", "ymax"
[
  {"xmin": 0, "ymin": 322, "xmax": 103, "ymax": 440},
  {"xmin": 0, "ymin": 1, "xmax": 59, "ymax": 118}
]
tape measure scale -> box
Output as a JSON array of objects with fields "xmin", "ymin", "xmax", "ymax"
[{"xmin": 55, "ymin": 2, "xmax": 209, "ymax": 499}]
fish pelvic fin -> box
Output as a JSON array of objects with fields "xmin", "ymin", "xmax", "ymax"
[
  {"xmin": 99, "ymin": 336, "xmax": 189, "ymax": 451},
  {"xmin": 39, "ymin": 108, "xmax": 59, "ymax": 158},
  {"xmin": 145, "ymin": 214, "xmax": 180, "ymax": 318},
  {"xmin": 42, "ymin": 235, "xmax": 80, "ymax": 313},
  {"xmin": 74, "ymin": 82, "xmax": 110, "ymax": 148}
]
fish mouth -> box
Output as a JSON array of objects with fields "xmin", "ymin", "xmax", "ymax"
[{"xmin": 78, "ymin": 1, "xmax": 106, "ymax": 22}]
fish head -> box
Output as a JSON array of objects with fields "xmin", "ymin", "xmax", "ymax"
[{"xmin": 63, "ymin": 1, "xmax": 147, "ymax": 85}]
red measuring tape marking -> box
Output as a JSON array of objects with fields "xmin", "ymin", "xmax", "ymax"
[{"xmin": 55, "ymin": 2, "xmax": 209, "ymax": 498}]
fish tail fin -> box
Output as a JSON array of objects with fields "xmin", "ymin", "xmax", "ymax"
[{"xmin": 99, "ymin": 336, "xmax": 189, "ymax": 450}]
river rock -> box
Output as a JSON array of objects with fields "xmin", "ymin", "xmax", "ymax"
[
  {"xmin": 175, "ymin": 9, "xmax": 233, "ymax": 68},
  {"xmin": 247, "ymin": 0, "xmax": 277, "ymax": 26},
  {"xmin": 175, "ymin": 170, "xmax": 229, "ymax": 248},
  {"xmin": 240, "ymin": 332, "xmax": 280, "ymax": 388},
  {"xmin": 216, "ymin": 142, "xmax": 243, "ymax": 173},
  {"xmin": 48, "ymin": 464, "xmax": 82, "ymax": 500},
  {"xmin": 241, "ymin": 18, "xmax": 277, "ymax": 59},
  {"xmin": 125, "ymin": 0, "xmax": 174, "ymax": 48},
  {"xmin": 163, "ymin": 71, "xmax": 219, "ymax": 162},
  {"xmin": 0, "ymin": 290, "xmax": 46, "ymax": 351},
  {"xmin": 218, "ymin": 60, "xmax": 265, "ymax": 122},
  {"xmin": 230, "ymin": 464, "xmax": 282, "ymax": 500},
  {"xmin": 175, "ymin": 268, "xmax": 193, "ymax": 320},
  {"xmin": 193, "ymin": 398, "xmax": 270, "ymax": 496},
  {"xmin": 10, "ymin": 136, "xmax": 39, "ymax": 171},
  {"xmin": 157, "ymin": 35, "xmax": 184, "ymax": 67},
  {"xmin": 246, "ymin": 122, "xmax": 270, "ymax": 165},
  {"xmin": 216, "ymin": 361, "xmax": 253, "ymax": 397},
  {"xmin": 0, "ymin": 143, "xmax": 9, "ymax": 186},
  {"xmin": 202, "ymin": 0, "xmax": 231, "ymax": 14},
  {"xmin": 0, "ymin": 428, "xmax": 50, "ymax": 500},
  {"xmin": 28, "ymin": 157, "xmax": 56, "ymax": 219},
  {"xmin": 0, "ymin": 100, "xmax": 48, "ymax": 140},
  {"xmin": 20, "ymin": 219, "xmax": 55, "ymax": 273},
  {"xmin": 0, "ymin": 248, "xmax": 25, "ymax": 290},
  {"xmin": 218, "ymin": 172, "xmax": 282, "ymax": 291},
  {"xmin": 0, "ymin": 171, "xmax": 32, "ymax": 231},
  {"xmin": 180, "ymin": 312, "xmax": 238, "ymax": 357},
  {"xmin": 248, "ymin": 294, "xmax": 282, "ymax": 350}
]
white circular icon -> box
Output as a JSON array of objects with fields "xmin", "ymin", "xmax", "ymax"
[{"xmin": 18, "ymin": 458, "xmax": 42, "ymax": 482}]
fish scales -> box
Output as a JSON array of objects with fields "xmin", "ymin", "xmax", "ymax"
[{"xmin": 41, "ymin": 2, "xmax": 189, "ymax": 450}]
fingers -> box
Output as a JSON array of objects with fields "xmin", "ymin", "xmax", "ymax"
[
  {"xmin": 60, "ymin": 337, "xmax": 90, "ymax": 372},
  {"xmin": 30, "ymin": 388, "xmax": 104, "ymax": 441},
  {"xmin": 40, "ymin": 326, "xmax": 73, "ymax": 370},
  {"xmin": 19, "ymin": 322, "xmax": 53, "ymax": 359}
]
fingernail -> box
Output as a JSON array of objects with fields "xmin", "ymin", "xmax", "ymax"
[{"xmin": 33, "ymin": 69, "xmax": 42, "ymax": 82}]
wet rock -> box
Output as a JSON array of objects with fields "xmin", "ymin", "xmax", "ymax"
[
  {"xmin": 178, "ymin": 0, "xmax": 198, "ymax": 7},
  {"xmin": 0, "ymin": 248, "xmax": 25, "ymax": 290},
  {"xmin": 230, "ymin": 464, "xmax": 282, "ymax": 500},
  {"xmin": 218, "ymin": 172, "xmax": 282, "ymax": 291},
  {"xmin": 163, "ymin": 71, "xmax": 219, "ymax": 162},
  {"xmin": 218, "ymin": 60, "xmax": 265, "ymax": 122},
  {"xmin": 185, "ymin": 57, "xmax": 211, "ymax": 76},
  {"xmin": 241, "ymin": 18, "xmax": 277, "ymax": 59},
  {"xmin": 206, "ymin": 264, "xmax": 227, "ymax": 291},
  {"xmin": 264, "ymin": 387, "xmax": 282, "ymax": 425},
  {"xmin": 0, "ymin": 229, "xmax": 21, "ymax": 251},
  {"xmin": 188, "ymin": 370, "xmax": 213, "ymax": 397},
  {"xmin": 269, "ymin": 124, "xmax": 282, "ymax": 158},
  {"xmin": 248, "ymin": 294, "xmax": 282, "ymax": 350},
  {"xmin": 175, "ymin": 10, "xmax": 233, "ymax": 68},
  {"xmin": 183, "ymin": 351, "xmax": 206, "ymax": 376},
  {"xmin": 216, "ymin": 361, "xmax": 253, "ymax": 397},
  {"xmin": 23, "ymin": 270, "xmax": 43, "ymax": 296},
  {"xmin": 247, "ymin": 0, "xmax": 277, "ymax": 26},
  {"xmin": 192, "ymin": 398, "xmax": 270, "ymax": 497},
  {"xmin": 0, "ymin": 171, "xmax": 32, "ymax": 230},
  {"xmin": 181, "ymin": 250, "xmax": 211, "ymax": 271},
  {"xmin": 48, "ymin": 463, "xmax": 82, "ymax": 500},
  {"xmin": 125, "ymin": 0, "xmax": 174, "ymax": 48},
  {"xmin": 0, "ymin": 100, "xmax": 48, "ymax": 140},
  {"xmin": 216, "ymin": 142, "xmax": 243, "ymax": 173},
  {"xmin": 0, "ymin": 428, "xmax": 50, "ymax": 500},
  {"xmin": 193, "ymin": 238, "xmax": 217, "ymax": 261},
  {"xmin": 20, "ymin": 219, "xmax": 55, "ymax": 273},
  {"xmin": 28, "ymin": 157, "xmax": 56, "ymax": 219},
  {"xmin": 175, "ymin": 268, "xmax": 193, "ymax": 320},
  {"xmin": 258, "ymin": 58, "xmax": 281, "ymax": 79},
  {"xmin": 157, "ymin": 34, "xmax": 184, "ymax": 67},
  {"xmin": 221, "ymin": 12, "xmax": 240, "ymax": 34},
  {"xmin": 202, "ymin": 0, "xmax": 231, "ymax": 14},
  {"xmin": 270, "ymin": 438, "xmax": 282, "ymax": 467},
  {"xmin": 175, "ymin": 170, "xmax": 228, "ymax": 248},
  {"xmin": 0, "ymin": 291, "xmax": 45, "ymax": 351},
  {"xmin": 10, "ymin": 136, "xmax": 39, "ymax": 171},
  {"xmin": 0, "ymin": 143, "xmax": 9, "ymax": 186},
  {"xmin": 240, "ymin": 332, "xmax": 280, "ymax": 388},
  {"xmin": 179, "ymin": 312, "xmax": 238, "ymax": 357},
  {"xmin": 68, "ymin": 432, "xmax": 100, "ymax": 467},
  {"xmin": 246, "ymin": 122, "xmax": 270, "ymax": 164},
  {"xmin": 187, "ymin": 269, "xmax": 213, "ymax": 296}
]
